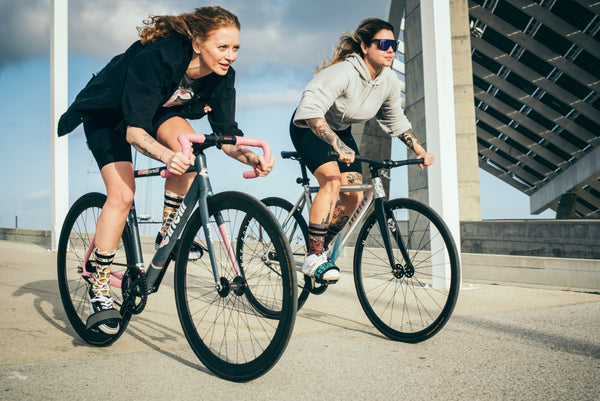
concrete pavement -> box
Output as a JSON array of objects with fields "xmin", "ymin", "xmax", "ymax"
[{"xmin": 1, "ymin": 240, "xmax": 598, "ymax": 400}]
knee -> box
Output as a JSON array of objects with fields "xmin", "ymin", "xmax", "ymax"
[
  {"xmin": 106, "ymin": 187, "xmax": 135, "ymax": 212},
  {"xmin": 320, "ymin": 175, "xmax": 342, "ymax": 195}
]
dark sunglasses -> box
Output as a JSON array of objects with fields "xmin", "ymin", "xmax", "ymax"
[{"xmin": 370, "ymin": 39, "xmax": 398, "ymax": 52}]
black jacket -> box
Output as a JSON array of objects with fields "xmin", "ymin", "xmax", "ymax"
[{"xmin": 58, "ymin": 36, "xmax": 243, "ymax": 137}]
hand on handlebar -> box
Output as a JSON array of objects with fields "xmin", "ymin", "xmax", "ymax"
[
  {"xmin": 416, "ymin": 151, "xmax": 435, "ymax": 170},
  {"xmin": 251, "ymin": 154, "xmax": 275, "ymax": 177},
  {"xmin": 165, "ymin": 151, "xmax": 194, "ymax": 175},
  {"xmin": 333, "ymin": 138, "xmax": 355, "ymax": 166}
]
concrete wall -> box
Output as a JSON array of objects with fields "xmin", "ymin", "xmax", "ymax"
[
  {"xmin": 0, "ymin": 228, "xmax": 51, "ymax": 248},
  {"xmin": 3, "ymin": 222, "xmax": 598, "ymax": 292},
  {"xmin": 461, "ymin": 220, "xmax": 600, "ymax": 260},
  {"xmin": 462, "ymin": 253, "xmax": 599, "ymax": 292}
]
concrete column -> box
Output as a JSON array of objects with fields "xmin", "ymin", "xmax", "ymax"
[
  {"xmin": 450, "ymin": 0, "xmax": 481, "ymax": 221},
  {"xmin": 420, "ymin": 0, "xmax": 463, "ymax": 288},
  {"xmin": 404, "ymin": 0, "xmax": 429, "ymax": 207},
  {"xmin": 51, "ymin": 0, "xmax": 69, "ymax": 251}
]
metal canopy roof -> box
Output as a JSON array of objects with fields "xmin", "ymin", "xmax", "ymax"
[{"xmin": 469, "ymin": 0, "xmax": 600, "ymax": 218}]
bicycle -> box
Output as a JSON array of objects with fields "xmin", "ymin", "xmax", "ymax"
[
  {"xmin": 256, "ymin": 150, "xmax": 460, "ymax": 343},
  {"xmin": 57, "ymin": 133, "xmax": 297, "ymax": 382}
]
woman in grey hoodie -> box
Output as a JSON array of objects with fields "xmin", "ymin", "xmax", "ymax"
[{"xmin": 290, "ymin": 17, "xmax": 434, "ymax": 283}]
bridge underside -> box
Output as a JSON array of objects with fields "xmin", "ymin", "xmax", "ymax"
[{"xmin": 469, "ymin": 0, "xmax": 600, "ymax": 218}]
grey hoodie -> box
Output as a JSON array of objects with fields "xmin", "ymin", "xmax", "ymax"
[{"xmin": 293, "ymin": 53, "xmax": 412, "ymax": 136}]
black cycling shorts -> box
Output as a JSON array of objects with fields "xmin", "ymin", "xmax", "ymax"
[
  {"xmin": 83, "ymin": 109, "xmax": 183, "ymax": 170},
  {"xmin": 289, "ymin": 115, "xmax": 361, "ymax": 175},
  {"xmin": 83, "ymin": 115, "xmax": 132, "ymax": 170}
]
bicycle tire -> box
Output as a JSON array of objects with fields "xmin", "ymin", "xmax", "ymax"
[
  {"xmin": 257, "ymin": 197, "xmax": 311, "ymax": 310},
  {"xmin": 353, "ymin": 198, "xmax": 460, "ymax": 343},
  {"xmin": 174, "ymin": 191, "xmax": 297, "ymax": 382},
  {"xmin": 56, "ymin": 192, "xmax": 133, "ymax": 346}
]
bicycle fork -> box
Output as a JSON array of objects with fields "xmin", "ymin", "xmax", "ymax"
[
  {"xmin": 372, "ymin": 177, "xmax": 413, "ymax": 277},
  {"xmin": 189, "ymin": 154, "xmax": 242, "ymax": 294}
]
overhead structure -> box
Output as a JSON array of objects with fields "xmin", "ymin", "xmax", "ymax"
[{"xmin": 469, "ymin": 0, "xmax": 600, "ymax": 218}]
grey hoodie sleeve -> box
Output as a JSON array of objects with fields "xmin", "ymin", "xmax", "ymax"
[
  {"xmin": 292, "ymin": 64, "xmax": 349, "ymax": 128},
  {"xmin": 377, "ymin": 71, "xmax": 413, "ymax": 137}
]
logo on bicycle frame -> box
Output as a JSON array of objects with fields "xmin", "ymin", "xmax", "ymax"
[
  {"xmin": 348, "ymin": 192, "xmax": 370, "ymax": 227},
  {"xmin": 160, "ymin": 201, "xmax": 188, "ymax": 247}
]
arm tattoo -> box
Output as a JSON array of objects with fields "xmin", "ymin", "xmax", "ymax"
[
  {"xmin": 130, "ymin": 135, "xmax": 162, "ymax": 162},
  {"xmin": 334, "ymin": 137, "xmax": 353, "ymax": 154},
  {"xmin": 399, "ymin": 129, "xmax": 418, "ymax": 151},
  {"xmin": 306, "ymin": 118, "xmax": 337, "ymax": 145},
  {"xmin": 227, "ymin": 145, "xmax": 244, "ymax": 157}
]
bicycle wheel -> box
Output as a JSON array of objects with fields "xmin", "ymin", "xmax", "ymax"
[
  {"xmin": 258, "ymin": 197, "xmax": 311, "ymax": 310},
  {"xmin": 353, "ymin": 198, "xmax": 460, "ymax": 343},
  {"xmin": 174, "ymin": 191, "xmax": 297, "ymax": 382},
  {"xmin": 56, "ymin": 192, "xmax": 133, "ymax": 346}
]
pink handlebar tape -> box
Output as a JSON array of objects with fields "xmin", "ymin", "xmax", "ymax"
[{"xmin": 160, "ymin": 133, "xmax": 272, "ymax": 179}]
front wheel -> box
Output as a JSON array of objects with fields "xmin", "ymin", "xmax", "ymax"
[
  {"xmin": 56, "ymin": 192, "xmax": 133, "ymax": 346},
  {"xmin": 174, "ymin": 191, "xmax": 297, "ymax": 382},
  {"xmin": 353, "ymin": 198, "xmax": 460, "ymax": 343}
]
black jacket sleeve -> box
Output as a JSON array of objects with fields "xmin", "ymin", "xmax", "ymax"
[{"xmin": 121, "ymin": 38, "xmax": 190, "ymax": 134}]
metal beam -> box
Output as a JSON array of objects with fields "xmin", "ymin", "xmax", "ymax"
[
  {"xmin": 472, "ymin": 35, "xmax": 600, "ymax": 130},
  {"xmin": 531, "ymin": 145, "xmax": 600, "ymax": 214},
  {"xmin": 470, "ymin": 2, "xmax": 600, "ymax": 91},
  {"xmin": 505, "ymin": 0, "xmax": 600, "ymax": 57}
]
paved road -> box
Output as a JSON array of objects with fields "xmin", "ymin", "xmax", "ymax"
[{"xmin": 1, "ymin": 241, "xmax": 598, "ymax": 400}]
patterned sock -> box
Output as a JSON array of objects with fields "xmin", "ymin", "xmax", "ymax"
[
  {"xmin": 324, "ymin": 221, "xmax": 345, "ymax": 250},
  {"xmin": 307, "ymin": 223, "xmax": 329, "ymax": 256},
  {"xmin": 93, "ymin": 248, "xmax": 115, "ymax": 297},
  {"xmin": 157, "ymin": 190, "xmax": 184, "ymax": 241}
]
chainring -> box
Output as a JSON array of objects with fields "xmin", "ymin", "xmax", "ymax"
[{"xmin": 121, "ymin": 267, "xmax": 148, "ymax": 315}]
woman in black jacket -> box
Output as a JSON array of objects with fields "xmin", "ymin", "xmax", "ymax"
[{"xmin": 58, "ymin": 6, "xmax": 273, "ymax": 334}]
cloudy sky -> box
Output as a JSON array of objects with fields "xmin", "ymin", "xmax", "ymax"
[{"xmin": 0, "ymin": 0, "xmax": 554, "ymax": 232}]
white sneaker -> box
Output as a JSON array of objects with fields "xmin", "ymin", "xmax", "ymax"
[
  {"xmin": 86, "ymin": 286, "xmax": 121, "ymax": 335},
  {"xmin": 301, "ymin": 253, "xmax": 340, "ymax": 283}
]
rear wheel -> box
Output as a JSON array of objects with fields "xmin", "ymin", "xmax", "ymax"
[
  {"xmin": 259, "ymin": 197, "xmax": 313, "ymax": 310},
  {"xmin": 56, "ymin": 192, "xmax": 133, "ymax": 346}
]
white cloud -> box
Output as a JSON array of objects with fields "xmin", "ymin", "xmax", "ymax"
[
  {"xmin": 0, "ymin": 0, "xmax": 390, "ymax": 71},
  {"xmin": 237, "ymin": 89, "xmax": 302, "ymax": 110},
  {"xmin": 24, "ymin": 189, "xmax": 51, "ymax": 200}
]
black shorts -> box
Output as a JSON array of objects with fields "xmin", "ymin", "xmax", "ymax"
[
  {"xmin": 289, "ymin": 116, "xmax": 361, "ymax": 174},
  {"xmin": 83, "ymin": 116, "xmax": 132, "ymax": 170},
  {"xmin": 83, "ymin": 109, "xmax": 183, "ymax": 170}
]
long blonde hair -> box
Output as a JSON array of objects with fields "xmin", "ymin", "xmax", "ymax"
[
  {"xmin": 137, "ymin": 6, "xmax": 240, "ymax": 46},
  {"xmin": 317, "ymin": 17, "xmax": 395, "ymax": 72}
]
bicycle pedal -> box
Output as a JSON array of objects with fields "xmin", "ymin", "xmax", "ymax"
[{"xmin": 304, "ymin": 275, "xmax": 331, "ymax": 294}]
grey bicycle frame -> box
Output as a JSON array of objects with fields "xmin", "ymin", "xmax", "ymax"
[
  {"xmin": 141, "ymin": 151, "xmax": 237, "ymax": 293},
  {"xmin": 82, "ymin": 150, "xmax": 236, "ymax": 294},
  {"xmin": 286, "ymin": 176, "xmax": 389, "ymax": 264}
]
